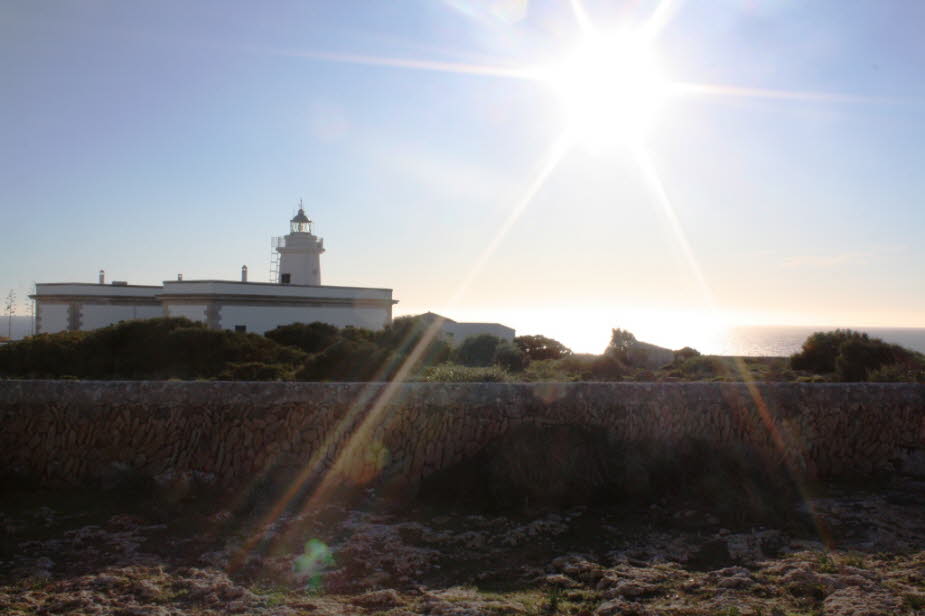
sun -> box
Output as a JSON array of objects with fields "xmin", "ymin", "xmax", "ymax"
[{"xmin": 543, "ymin": 31, "xmax": 670, "ymax": 147}]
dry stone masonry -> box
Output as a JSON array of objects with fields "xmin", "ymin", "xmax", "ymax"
[{"xmin": 0, "ymin": 381, "xmax": 923, "ymax": 494}]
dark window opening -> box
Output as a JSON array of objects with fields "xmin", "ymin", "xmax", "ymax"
[
  {"xmin": 280, "ymin": 273, "xmax": 291, "ymax": 284},
  {"xmin": 234, "ymin": 325, "xmax": 247, "ymax": 333}
]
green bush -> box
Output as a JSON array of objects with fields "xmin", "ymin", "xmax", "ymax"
[
  {"xmin": 588, "ymin": 354, "xmax": 627, "ymax": 380},
  {"xmin": 415, "ymin": 363, "xmax": 509, "ymax": 382},
  {"xmin": 493, "ymin": 340, "xmax": 527, "ymax": 372},
  {"xmin": 553, "ymin": 353, "xmax": 602, "ymax": 379},
  {"xmin": 264, "ymin": 321, "xmax": 340, "ymax": 354},
  {"xmin": 375, "ymin": 315, "xmax": 451, "ymax": 367},
  {"xmin": 520, "ymin": 358, "xmax": 579, "ymax": 382},
  {"xmin": 675, "ymin": 355, "xmax": 734, "ymax": 380},
  {"xmin": 0, "ymin": 330, "xmax": 88, "ymax": 378},
  {"xmin": 297, "ymin": 339, "xmax": 397, "ymax": 381},
  {"xmin": 606, "ymin": 328, "xmax": 638, "ymax": 358},
  {"xmin": 453, "ymin": 334, "xmax": 503, "ymax": 367},
  {"xmin": 219, "ymin": 362, "xmax": 294, "ymax": 381},
  {"xmin": 514, "ymin": 334, "xmax": 572, "ymax": 361},
  {"xmin": 165, "ymin": 327, "xmax": 305, "ymax": 379},
  {"xmin": 0, "ymin": 318, "xmax": 306, "ymax": 380},
  {"xmin": 673, "ymin": 346, "xmax": 701, "ymax": 362},
  {"xmin": 867, "ymin": 357, "xmax": 925, "ymax": 382},
  {"xmin": 791, "ymin": 329, "xmax": 919, "ymax": 381}
]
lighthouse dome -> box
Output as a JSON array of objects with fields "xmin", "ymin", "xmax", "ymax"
[{"xmin": 290, "ymin": 206, "xmax": 312, "ymax": 233}]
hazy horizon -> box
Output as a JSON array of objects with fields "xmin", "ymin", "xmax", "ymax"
[{"xmin": 3, "ymin": 1, "xmax": 923, "ymax": 344}]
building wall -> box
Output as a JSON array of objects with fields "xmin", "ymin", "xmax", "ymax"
[
  {"xmin": 33, "ymin": 283, "xmax": 162, "ymax": 299},
  {"xmin": 2, "ymin": 382, "xmax": 923, "ymax": 494},
  {"xmin": 32, "ymin": 284, "xmax": 165, "ymax": 334},
  {"xmin": 219, "ymin": 304, "xmax": 390, "ymax": 333},
  {"xmin": 37, "ymin": 303, "xmax": 69, "ymax": 334},
  {"xmin": 278, "ymin": 233, "xmax": 324, "ymax": 285},
  {"xmin": 32, "ymin": 281, "xmax": 396, "ymax": 334},
  {"xmin": 160, "ymin": 280, "xmax": 392, "ymax": 301},
  {"xmin": 81, "ymin": 304, "xmax": 164, "ymax": 331},
  {"xmin": 443, "ymin": 322, "xmax": 515, "ymax": 344},
  {"xmin": 165, "ymin": 304, "xmax": 208, "ymax": 323}
]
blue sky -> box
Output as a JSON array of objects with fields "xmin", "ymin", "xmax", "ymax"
[{"xmin": 2, "ymin": 1, "xmax": 924, "ymax": 351}]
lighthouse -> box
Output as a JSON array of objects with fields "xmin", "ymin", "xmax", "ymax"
[
  {"xmin": 32, "ymin": 198, "xmax": 397, "ymax": 335},
  {"xmin": 276, "ymin": 201, "xmax": 325, "ymax": 285}
]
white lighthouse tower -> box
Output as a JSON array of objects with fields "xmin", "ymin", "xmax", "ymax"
[{"xmin": 276, "ymin": 201, "xmax": 325, "ymax": 285}]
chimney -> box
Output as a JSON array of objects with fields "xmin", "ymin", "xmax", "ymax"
[
  {"xmin": 177, "ymin": 273, "xmax": 183, "ymax": 281},
  {"xmin": 99, "ymin": 270, "xmax": 105, "ymax": 285},
  {"xmin": 241, "ymin": 265, "xmax": 248, "ymax": 282}
]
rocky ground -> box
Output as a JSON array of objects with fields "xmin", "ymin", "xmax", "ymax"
[{"xmin": 2, "ymin": 477, "xmax": 925, "ymax": 616}]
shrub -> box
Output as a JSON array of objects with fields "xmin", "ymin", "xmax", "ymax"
[
  {"xmin": 605, "ymin": 328, "xmax": 638, "ymax": 359},
  {"xmin": 264, "ymin": 322, "xmax": 340, "ymax": 354},
  {"xmin": 0, "ymin": 330, "xmax": 88, "ymax": 378},
  {"xmin": 166, "ymin": 327, "xmax": 305, "ymax": 379},
  {"xmin": 453, "ymin": 334, "xmax": 504, "ymax": 367},
  {"xmin": 0, "ymin": 318, "xmax": 307, "ymax": 380},
  {"xmin": 297, "ymin": 339, "xmax": 396, "ymax": 381},
  {"xmin": 415, "ymin": 363, "xmax": 509, "ymax": 382},
  {"xmin": 588, "ymin": 354, "xmax": 626, "ymax": 380},
  {"xmin": 625, "ymin": 340, "xmax": 674, "ymax": 369},
  {"xmin": 675, "ymin": 355, "xmax": 736, "ymax": 380},
  {"xmin": 520, "ymin": 358, "xmax": 580, "ymax": 382},
  {"xmin": 514, "ymin": 334, "xmax": 572, "ymax": 361},
  {"xmin": 375, "ymin": 315, "xmax": 451, "ymax": 367},
  {"xmin": 790, "ymin": 330, "xmax": 855, "ymax": 373},
  {"xmin": 493, "ymin": 341, "xmax": 528, "ymax": 372},
  {"xmin": 673, "ymin": 346, "xmax": 701, "ymax": 362},
  {"xmin": 554, "ymin": 353, "xmax": 603, "ymax": 379},
  {"xmin": 869, "ymin": 360, "xmax": 925, "ymax": 383},
  {"xmin": 791, "ymin": 329, "xmax": 918, "ymax": 381},
  {"xmin": 218, "ymin": 362, "xmax": 293, "ymax": 381},
  {"xmin": 834, "ymin": 337, "xmax": 890, "ymax": 381},
  {"xmin": 80, "ymin": 317, "xmax": 203, "ymax": 377}
]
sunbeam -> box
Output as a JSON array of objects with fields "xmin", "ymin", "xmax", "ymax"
[
  {"xmin": 631, "ymin": 146, "xmax": 830, "ymax": 544},
  {"xmin": 230, "ymin": 133, "xmax": 573, "ymax": 569},
  {"xmin": 234, "ymin": 3, "xmax": 879, "ymax": 559},
  {"xmin": 569, "ymin": 0, "xmax": 594, "ymax": 33},
  {"xmin": 271, "ymin": 49, "xmax": 536, "ymax": 81},
  {"xmin": 641, "ymin": 0, "xmax": 684, "ymax": 40},
  {"xmin": 447, "ymin": 134, "xmax": 572, "ymax": 306},
  {"xmin": 632, "ymin": 145, "xmax": 712, "ymax": 304}
]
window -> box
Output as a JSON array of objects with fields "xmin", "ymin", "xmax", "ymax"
[
  {"xmin": 234, "ymin": 325, "xmax": 246, "ymax": 333},
  {"xmin": 280, "ymin": 273, "xmax": 291, "ymax": 284}
]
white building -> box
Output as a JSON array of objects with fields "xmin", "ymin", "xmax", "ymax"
[
  {"xmin": 418, "ymin": 312, "xmax": 515, "ymax": 345},
  {"xmin": 31, "ymin": 206, "xmax": 397, "ymax": 335}
]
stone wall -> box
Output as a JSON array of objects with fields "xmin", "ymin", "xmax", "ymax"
[{"xmin": 1, "ymin": 381, "xmax": 923, "ymax": 496}]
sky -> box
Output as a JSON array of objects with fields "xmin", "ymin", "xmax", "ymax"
[{"xmin": 2, "ymin": 0, "xmax": 924, "ymax": 352}]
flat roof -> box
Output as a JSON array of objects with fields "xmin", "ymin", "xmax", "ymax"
[
  {"xmin": 164, "ymin": 279, "xmax": 393, "ymax": 292},
  {"xmin": 34, "ymin": 282, "xmax": 163, "ymax": 289}
]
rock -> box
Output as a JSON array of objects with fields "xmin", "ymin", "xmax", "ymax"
[
  {"xmin": 725, "ymin": 534, "xmax": 763, "ymax": 564},
  {"xmin": 350, "ymin": 589, "xmax": 405, "ymax": 609},
  {"xmin": 822, "ymin": 587, "xmax": 903, "ymax": 615},
  {"xmin": 603, "ymin": 579, "xmax": 659, "ymax": 599},
  {"xmin": 133, "ymin": 579, "xmax": 163, "ymax": 601},
  {"xmin": 543, "ymin": 574, "xmax": 581, "ymax": 588},
  {"xmin": 595, "ymin": 598, "xmax": 635, "ymax": 616},
  {"xmin": 551, "ymin": 554, "xmax": 603, "ymax": 583}
]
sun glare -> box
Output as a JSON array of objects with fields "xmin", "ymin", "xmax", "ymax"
[{"xmin": 544, "ymin": 32, "xmax": 669, "ymax": 147}]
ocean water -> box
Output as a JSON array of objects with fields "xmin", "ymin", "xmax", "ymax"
[{"xmin": 698, "ymin": 326, "xmax": 925, "ymax": 357}]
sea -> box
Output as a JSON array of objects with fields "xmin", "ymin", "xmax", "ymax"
[{"xmin": 689, "ymin": 325, "xmax": 925, "ymax": 357}]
